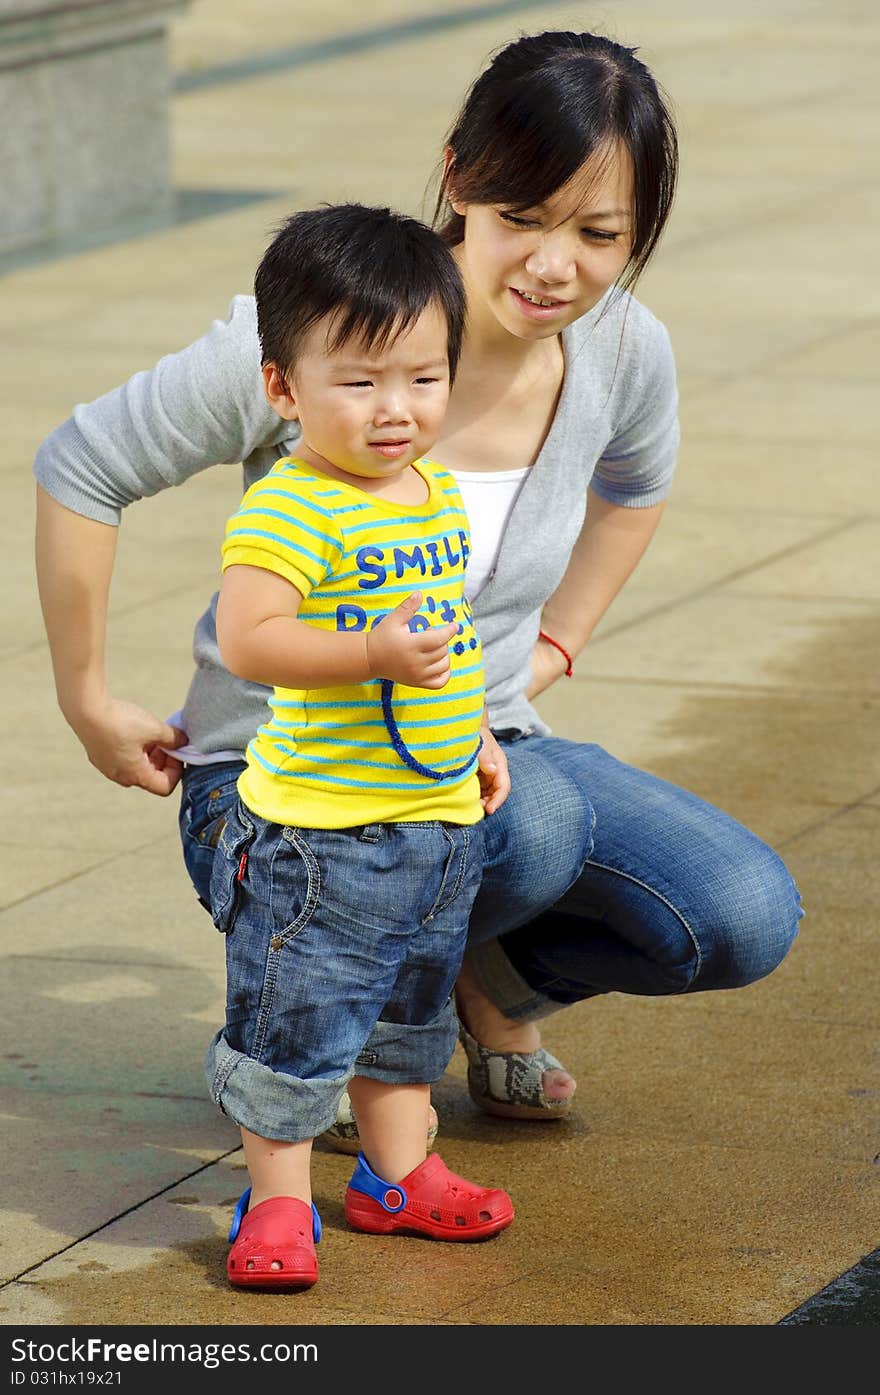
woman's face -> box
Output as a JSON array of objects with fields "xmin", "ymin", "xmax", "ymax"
[{"xmin": 452, "ymin": 143, "xmax": 635, "ymax": 342}]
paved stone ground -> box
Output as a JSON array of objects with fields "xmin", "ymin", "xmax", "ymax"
[{"xmin": 1, "ymin": 0, "xmax": 877, "ymax": 1332}]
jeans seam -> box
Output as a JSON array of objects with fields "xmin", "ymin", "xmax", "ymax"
[
  {"xmin": 278, "ymin": 828, "xmax": 321, "ymax": 939},
  {"xmin": 250, "ymin": 828, "xmax": 320, "ymax": 1060},
  {"xmin": 424, "ymin": 826, "xmax": 469, "ymax": 921},
  {"xmin": 211, "ymin": 1043, "xmax": 239, "ymax": 1110},
  {"xmin": 583, "ymin": 858, "xmax": 703, "ymax": 984}
]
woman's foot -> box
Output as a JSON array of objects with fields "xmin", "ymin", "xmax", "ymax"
[{"xmin": 454, "ymin": 954, "xmax": 576, "ymax": 1117}]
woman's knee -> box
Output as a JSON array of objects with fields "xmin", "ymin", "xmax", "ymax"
[{"xmin": 692, "ymin": 843, "xmax": 803, "ymax": 991}]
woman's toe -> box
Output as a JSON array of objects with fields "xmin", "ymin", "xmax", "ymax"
[{"xmin": 542, "ymin": 1068, "xmax": 576, "ymax": 1102}]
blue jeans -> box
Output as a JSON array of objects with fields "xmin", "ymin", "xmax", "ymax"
[
  {"xmin": 179, "ymin": 735, "xmax": 802, "ymax": 1027},
  {"xmin": 204, "ymin": 798, "xmax": 483, "ymax": 1141}
]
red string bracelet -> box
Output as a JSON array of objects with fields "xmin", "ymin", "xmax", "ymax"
[{"xmin": 538, "ymin": 629, "xmax": 574, "ymax": 677}]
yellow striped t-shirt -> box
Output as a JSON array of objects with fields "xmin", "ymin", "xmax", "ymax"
[{"xmin": 221, "ymin": 456, "xmax": 484, "ymax": 828}]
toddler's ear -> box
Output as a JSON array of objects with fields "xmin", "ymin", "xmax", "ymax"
[{"xmin": 263, "ymin": 362, "xmax": 299, "ymax": 421}]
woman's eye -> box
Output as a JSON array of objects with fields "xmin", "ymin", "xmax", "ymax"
[
  {"xmin": 499, "ymin": 211, "xmax": 537, "ymax": 229},
  {"xmin": 582, "ymin": 229, "xmax": 620, "ymax": 243},
  {"xmin": 414, "ymin": 376, "xmax": 440, "ymax": 385}
]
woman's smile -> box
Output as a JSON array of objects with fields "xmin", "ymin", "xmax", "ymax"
[{"xmin": 508, "ymin": 287, "xmax": 571, "ymax": 320}]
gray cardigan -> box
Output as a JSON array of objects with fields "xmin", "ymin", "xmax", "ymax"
[{"xmin": 34, "ymin": 290, "xmax": 679, "ymax": 750}]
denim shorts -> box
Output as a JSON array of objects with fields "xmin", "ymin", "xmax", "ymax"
[{"xmin": 205, "ymin": 798, "xmax": 484, "ymax": 1142}]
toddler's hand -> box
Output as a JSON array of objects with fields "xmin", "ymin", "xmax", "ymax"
[
  {"xmin": 477, "ymin": 727, "xmax": 510, "ymax": 814},
  {"xmin": 365, "ymin": 591, "xmax": 457, "ymax": 689}
]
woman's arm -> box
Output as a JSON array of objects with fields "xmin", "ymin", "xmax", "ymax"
[
  {"xmin": 33, "ymin": 296, "xmax": 282, "ymax": 793},
  {"xmin": 35, "ymin": 486, "xmax": 188, "ymax": 793},
  {"xmin": 526, "ymin": 303, "xmax": 677, "ymax": 698},
  {"xmin": 526, "ymin": 489, "xmax": 665, "ymax": 698}
]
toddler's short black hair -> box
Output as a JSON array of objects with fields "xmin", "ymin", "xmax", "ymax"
[{"xmin": 255, "ymin": 202, "xmax": 467, "ymax": 383}]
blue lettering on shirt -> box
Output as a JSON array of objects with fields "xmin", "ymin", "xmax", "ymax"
[
  {"xmin": 336, "ymin": 604, "xmax": 367, "ymax": 632},
  {"xmin": 393, "ymin": 545, "xmax": 426, "ymax": 578},
  {"xmin": 355, "ymin": 547, "xmax": 387, "ymax": 589}
]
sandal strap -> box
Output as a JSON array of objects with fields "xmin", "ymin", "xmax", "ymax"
[
  {"xmin": 228, "ymin": 1188, "xmax": 322, "ymax": 1244},
  {"xmin": 458, "ymin": 1023, "xmax": 564, "ymax": 1111},
  {"xmin": 348, "ymin": 1154, "xmax": 409, "ymax": 1213}
]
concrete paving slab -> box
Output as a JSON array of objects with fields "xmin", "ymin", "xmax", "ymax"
[
  {"xmin": 585, "ymin": 997, "xmax": 875, "ymax": 1152},
  {"xmin": 571, "ymin": 594, "xmax": 879, "ymax": 694},
  {"xmin": 651, "ymin": 255, "xmax": 880, "ymax": 323},
  {"xmin": 682, "ymin": 374, "xmax": 879, "ymax": 447},
  {"xmin": 780, "ymin": 806, "xmax": 880, "ymax": 911},
  {"xmin": 0, "ymin": 833, "xmax": 217, "ymax": 960},
  {"xmin": 645, "ymin": 310, "xmax": 855, "ymax": 382},
  {"xmin": 0, "ymin": 677, "xmax": 187, "ymax": 905},
  {"xmin": 669, "ymin": 438, "xmax": 878, "ymax": 517},
  {"xmin": 602, "ymin": 506, "xmax": 838, "ymax": 597},
  {"xmin": 761, "ymin": 906, "xmax": 878, "ymax": 1028},
  {"xmin": 772, "ymin": 322, "xmax": 880, "ymax": 382},
  {"xmin": 2, "ymin": 1113, "xmax": 876, "ymax": 1327},
  {"xmin": 723, "ymin": 519, "xmax": 880, "ymax": 601},
  {"xmin": 658, "ymin": 166, "xmax": 846, "ymax": 238}
]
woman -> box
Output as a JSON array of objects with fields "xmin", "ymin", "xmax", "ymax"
[{"xmin": 33, "ymin": 30, "xmax": 802, "ymax": 1148}]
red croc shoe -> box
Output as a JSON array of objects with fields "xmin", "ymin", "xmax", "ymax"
[
  {"xmin": 344, "ymin": 1152, "xmax": 514, "ymax": 1241},
  {"xmin": 226, "ymin": 1188, "xmax": 321, "ymax": 1290}
]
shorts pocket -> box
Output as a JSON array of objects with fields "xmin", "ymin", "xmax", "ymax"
[
  {"xmin": 181, "ymin": 768, "xmax": 241, "ymax": 850},
  {"xmin": 209, "ymin": 799, "xmax": 256, "ymax": 934}
]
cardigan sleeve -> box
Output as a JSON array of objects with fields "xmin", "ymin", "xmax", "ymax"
[
  {"xmin": 33, "ymin": 295, "xmax": 286, "ymax": 525},
  {"xmin": 590, "ymin": 312, "xmax": 680, "ymax": 508}
]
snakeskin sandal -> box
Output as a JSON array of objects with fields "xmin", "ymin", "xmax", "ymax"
[{"xmin": 458, "ymin": 1022, "xmax": 573, "ymax": 1120}]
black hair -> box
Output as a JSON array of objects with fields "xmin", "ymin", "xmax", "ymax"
[
  {"xmin": 434, "ymin": 30, "xmax": 678, "ymax": 293},
  {"xmin": 254, "ymin": 202, "xmax": 467, "ymax": 383}
]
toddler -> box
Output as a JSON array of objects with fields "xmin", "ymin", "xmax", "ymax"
[{"xmin": 208, "ymin": 202, "xmax": 514, "ymax": 1290}]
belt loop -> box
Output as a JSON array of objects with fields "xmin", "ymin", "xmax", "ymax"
[{"xmin": 359, "ymin": 824, "xmax": 382, "ymax": 843}]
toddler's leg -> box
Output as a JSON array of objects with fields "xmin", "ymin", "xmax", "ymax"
[
  {"xmin": 240, "ymin": 1127, "xmax": 312, "ymax": 1209},
  {"xmin": 347, "ymin": 1078, "xmax": 431, "ymax": 1180},
  {"xmin": 227, "ymin": 1130, "xmax": 320, "ymax": 1291}
]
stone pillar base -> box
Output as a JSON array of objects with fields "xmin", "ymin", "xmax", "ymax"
[{"xmin": 0, "ymin": 0, "xmax": 188, "ymax": 255}]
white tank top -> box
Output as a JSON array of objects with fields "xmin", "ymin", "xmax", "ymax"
[{"xmin": 451, "ymin": 467, "xmax": 530, "ymax": 600}]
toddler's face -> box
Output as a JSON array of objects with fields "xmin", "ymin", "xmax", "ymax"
[{"xmin": 280, "ymin": 305, "xmax": 451, "ymax": 483}]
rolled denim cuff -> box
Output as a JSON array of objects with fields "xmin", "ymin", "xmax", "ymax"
[
  {"xmin": 353, "ymin": 1002, "xmax": 459, "ymax": 1083},
  {"xmin": 467, "ymin": 937, "xmax": 564, "ymax": 1023},
  {"xmin": 206, "ymin": 1031, "xmax": 350, "ymax": 1142}
]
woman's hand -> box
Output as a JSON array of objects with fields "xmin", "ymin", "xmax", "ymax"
[
  {"xmin": 477, "ymin": 725, "xmax": 510, "ymax": 814},
  {"xmin": 35, "ymin": 490, "xmax": 187, "ymax": 795},
  {"xmin": 69, "ymin": 694, "xmax": 187, "ymax": 795}
]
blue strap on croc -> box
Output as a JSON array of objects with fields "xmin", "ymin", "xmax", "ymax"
[
  {"xmin": 227, "ymin": 1187, "xmax": 322, "ymax": 1243},
  {"xmin": 348, "ymin": 1153, "xmax": 408, "ymax": 1213}
]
